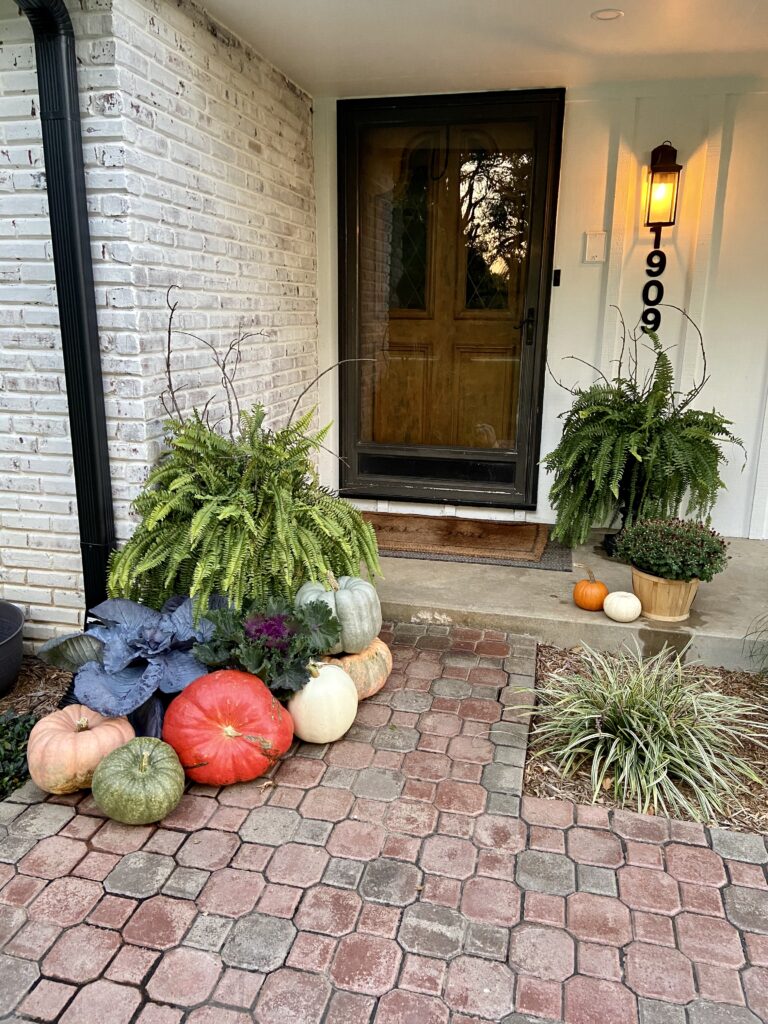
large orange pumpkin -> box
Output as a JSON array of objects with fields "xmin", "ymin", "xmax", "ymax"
[
  {"xmin": 323, "ymin": 638, "xmax": 393, "ymax": 700},
  {"xmin": 162, "ymin": 670, "xmax": 294, "ymax": 786},
  {"xmin": 27, "ymin": 705, "xmax": 134, "ymax": 794},
  {"xmin": 573, "ymin": 569, "xmax": 609, "ymax": 611}
]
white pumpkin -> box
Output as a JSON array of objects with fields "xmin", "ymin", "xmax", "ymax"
[
  {"xmin": 603, "ymin": 591, "xmax": 642, "ymax": 623},
  {"xmin": 295, "ymin": 573, "xmax": 382, "ymax": 655},
  {"xmin": 287, "ymin": 663, "xmax": 359, "ymax": 744}
]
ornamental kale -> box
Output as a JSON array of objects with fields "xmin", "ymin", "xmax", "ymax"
[
  {"xmin": 244, "ymin": 613, "xmax": 294, "ymax": 650},
  {"xmin": 39, "ymin": 598, "xmax": 213, "ymax": 719},
  {"xmin": 194, "ymin": 599, "xmax": 341, "ymax": 695}
]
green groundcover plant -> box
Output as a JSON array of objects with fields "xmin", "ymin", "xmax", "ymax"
[
  {"xmin": 530, "ymin": 642, "xmax": 765, "ymax": 821},
  {"xmin": 544, "ymin": 311, "xmax": 744, "ymax": 547},
  {"xmin": 614, "ymin": 518, "xmax": 728, "ymax": 582},
  {"xmin": 0, "ymin": 711, "xmax": 37, "ymax": 800}
]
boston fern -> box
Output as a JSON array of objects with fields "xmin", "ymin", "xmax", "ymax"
[
  {"xmin": 108, "ymin": 405, "xmax": 381, "ymax": 612},
  {"xmin": 544, "ymin": 311, "xmax": 744, "ymax": 547}
]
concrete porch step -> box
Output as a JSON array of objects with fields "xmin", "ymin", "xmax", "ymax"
[{"xmin": 376, "ymin": 535, "xmax": 766, "ymax": 671}]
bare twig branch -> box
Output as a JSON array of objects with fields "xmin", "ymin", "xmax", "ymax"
[
  {"xmin": 318, "ymin": 442, "xmax": 351, "ymax": 469},
  {"xmin": 659, "ymin": 304, "xmax": 709, "ymax": 410},
  {"xmin": 287, "ymin": 358, "xmax": 375, "ymax": 426},
  {"xmin": 612, "ymin": 305, "xmax": 628, "ymax": 379},
  {"xmin": 545, "ymin": 360, "xmax": 579, "ymax": 395},
  {"xmin": 561, "ymin": 355, "xmax": 612, "ymax": 387},
  {"xmin": 162, "ymin": 286, "xmax": 183, "ymax": 420}
]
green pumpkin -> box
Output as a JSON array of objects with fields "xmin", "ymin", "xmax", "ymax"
[
  {"xmin": 295, "ymin": 574, "xmax": 382, "ymax": 654},
  {"xmin": 91, "ymin": 737, "xmax": 185, "ymax": 825}
]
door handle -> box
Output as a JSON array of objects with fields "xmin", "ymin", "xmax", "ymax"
[{"xmin": 517, "ymin": 307, "xmax": 536, "ymax": 345}]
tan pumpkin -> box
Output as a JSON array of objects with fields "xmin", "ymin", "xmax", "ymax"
[
  {"xmin": 27, "ymin": 705, "xmax": 134, "ymax": 794},
  {"xmin": 323, "ymin": 638, "xmax": 393, "ymax": 700}
]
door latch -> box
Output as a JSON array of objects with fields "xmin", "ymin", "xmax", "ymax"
[{"xmin": 517, "ymin": 307, "xmax": 536, "ymax": 345}]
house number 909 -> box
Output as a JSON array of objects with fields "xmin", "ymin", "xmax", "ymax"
[{"xmin": 641, "ymin": 247, "xmax": 667, "ymax": 331}]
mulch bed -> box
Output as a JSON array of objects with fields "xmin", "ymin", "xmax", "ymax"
[
  {"xmin": 0, "ymin": 657, "xmax": 71, "ymax": 718},
  {"xmin": 525, "ymin": 644, "xmax": 768, "ymax": 834}
]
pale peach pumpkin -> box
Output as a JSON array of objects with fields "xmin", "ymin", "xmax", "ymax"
[
  {"xmin": 323, "ymin": 637, "xmax": 393, "ymax": 700},
  {"xmin": 27, "ymin": 705, "xmax": 134, "ymax": 794}
]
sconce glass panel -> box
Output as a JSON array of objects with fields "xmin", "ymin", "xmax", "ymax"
[{"xmin": 645, "ymin": 170, "xmax": 679, "ymax": 227}]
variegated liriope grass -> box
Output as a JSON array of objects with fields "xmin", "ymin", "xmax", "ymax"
[{"xmin": 530, "ymin": 642, "xmax": 766, "ymax": 822}]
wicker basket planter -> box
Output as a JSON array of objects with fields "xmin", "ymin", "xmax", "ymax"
[{"xmin": 631, "ymin": 567, "xmax": 700, "ymax": 622}]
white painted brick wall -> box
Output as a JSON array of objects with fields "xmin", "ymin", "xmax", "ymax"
[{"xmin": 0, "ymin": 0, "xmax": 317, "ymax": 645}]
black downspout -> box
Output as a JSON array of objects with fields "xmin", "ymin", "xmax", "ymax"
[{"xmin": 15, "ymin": 0, "xmax": 116, "ymax": 611}]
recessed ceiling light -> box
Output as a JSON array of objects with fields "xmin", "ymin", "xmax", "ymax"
[{"xmin": 590, "ymin": 8, "xmax": 625, "ymax": 20}]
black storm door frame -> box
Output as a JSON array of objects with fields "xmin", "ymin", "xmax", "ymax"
[{"xmin": 337, "ymin": 88, "xmax": 564, "ymax": 508}]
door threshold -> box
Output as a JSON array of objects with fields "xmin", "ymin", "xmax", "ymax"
[{"xmin": 347, "ymin": 496, "xmax": 533, "ymax": 524}]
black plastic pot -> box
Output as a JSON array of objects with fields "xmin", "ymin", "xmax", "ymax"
[
  {"xmin": 0, "ymin": 601, "xmax": 24, "ymax": 696},
  {"xmin": 602, "ymin": 531, "xmax": 620, "ymax": 557},
  {"xmin": 59, "ymin": 682, "xmax": 167, "ymax": 738}
]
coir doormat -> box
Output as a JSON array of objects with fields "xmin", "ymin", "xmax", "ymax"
[{"xmin": 364, "ymin": 512, "xmax": 572, "ymax": 571}]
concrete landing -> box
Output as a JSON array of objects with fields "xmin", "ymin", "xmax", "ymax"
[{"xmin": 377, "ymin": 533, "xmax": 768, "ymax": 670}]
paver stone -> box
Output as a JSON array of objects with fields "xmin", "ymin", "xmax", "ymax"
[
  {"xmin": 444, "ymin": 955, "xmax": 515, "ymax": 1019},
  {"xmin": 146, "ymin": 947, "xmax": 222, "ymax": 1007},
  {"xmin": 625, "ymin": 942, "xmax": 696, "ymax": 1004},
  {"xmin": 508, "ymin": 922, "xmax": 575, "ymax": 981},
  {"xmin": 398, "ymin": 903, "xmax": 465, "ymax": 958},
  {"xmin": 221, "ymin": 912, "xmax": 296, "ymax": 972},
  {"xmin": 42, "ymin": 924, "xmax": 121, "ymax": 983},
  {"xmin": 360, "ymin": 858, "xmax": 422, "ymax": 906},
  {"xmin": 0, "ymin": 953, "xmax": 40, "ymax": 1016},
  {"xmin": 563, "ymin": 974, "xmax": 638, "ymax": 1024},
  {"xmin": 104, "ymin": 851, "xmax": 175, "ymax": 898},
  {"xmin": 331, "ymin": 933, "xmax": 402, "ymax": 996},
  {"xmin": 516, "ymin": 850, "xmax": 575, "ymax": 895},
  {"xmin": 255, "ymin": 967, "xmax": 331, "ymax": 1024}
]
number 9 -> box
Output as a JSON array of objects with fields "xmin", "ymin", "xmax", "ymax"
[
  {"xmin": 641, "ymin": 308, "xmax": 661, "ymax": 331},
  {"xmin": 646, "ymin": 250, "xmax": 666, "ymax": 277}
]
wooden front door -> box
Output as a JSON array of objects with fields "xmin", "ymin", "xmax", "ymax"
[{"xmin": 338, "ymin": 91, "xmax": 563, "ymax": 508}]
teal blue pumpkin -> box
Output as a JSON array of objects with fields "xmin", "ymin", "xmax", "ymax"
[{"xmin": 91, "ymin": 737, "xmax": 185, "ymax": 824}]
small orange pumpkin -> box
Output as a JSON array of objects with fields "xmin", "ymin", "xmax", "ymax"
[
  {"xmin": 27, "ymin": 705, "xmax": 134, "ymax": 794},
  {"xmin": 573, "ymin": 569, "xmax": 609, "ymax": 611},
  {"xmin": 323, "ymin": 638, "xmax": 393, "ymax": 700}
]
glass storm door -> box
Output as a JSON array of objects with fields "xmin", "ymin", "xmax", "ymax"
[{"xmin": 338, "ymin": 90, "xmax": 563, "ymax": 507}]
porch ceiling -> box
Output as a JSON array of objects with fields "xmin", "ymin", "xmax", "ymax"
[{"xmin": 201, "ymin": 0, "xmax": 768, "ymax": 97}]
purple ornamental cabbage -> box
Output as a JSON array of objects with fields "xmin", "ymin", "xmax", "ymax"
[
  {"xmin": 243, "ymin": 613, "xmax": 295, "ymax": 651},
  {"xmin": 39, "ymin": 598, "xmax": 214, "ymax": 718}
]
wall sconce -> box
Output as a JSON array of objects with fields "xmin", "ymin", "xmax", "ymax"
[{"xmin": 644, "ymin": 141, "xmax": 682, "ymax": 229}]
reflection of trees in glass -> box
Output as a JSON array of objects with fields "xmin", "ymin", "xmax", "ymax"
[
  {"xmin": 461, "ymin": 149, "xmax": 532, "ymax": 310},
  {"xmin": 389, "ymin": 149, "xmax": 430, "ymax": 310}
]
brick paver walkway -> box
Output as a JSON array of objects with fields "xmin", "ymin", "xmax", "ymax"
[{"xmin": 0, "ymin": 624, "xmax": 767, "ymax": 1023}]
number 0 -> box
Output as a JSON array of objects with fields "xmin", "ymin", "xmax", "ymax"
[{"xmin": 642, "ymin": 280, "xmax": 664, "ymax": 306}]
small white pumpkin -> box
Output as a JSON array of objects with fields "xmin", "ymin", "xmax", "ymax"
[
  {"xmin": 287, "ymin": 663, "xmax": 359, "ymax": 744},
  {"xmin": 295, "ymin": 573, "xmax": 382, "ymax": 655},
  {"xmin": 603, "ymin": 591, "xmax": 642, "ymax": 623}
]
